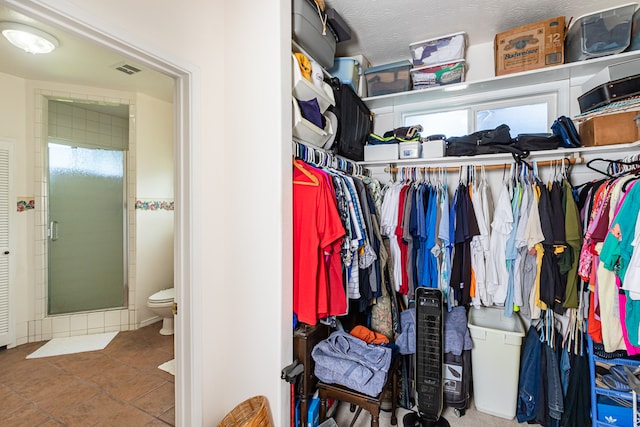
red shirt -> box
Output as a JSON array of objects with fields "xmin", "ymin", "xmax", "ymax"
[{"xmin": 293, "ymin": 161, "xmax": 345, "ymax": 325}]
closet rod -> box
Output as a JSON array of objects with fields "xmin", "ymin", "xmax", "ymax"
[{"xmin": 384, "ymin": 157, "xmax": 585, "ymax": 173}]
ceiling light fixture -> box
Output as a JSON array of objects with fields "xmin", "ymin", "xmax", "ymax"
[{"xmin": 0, "ymin": 22, "xmax": 59, "ymax": 54}]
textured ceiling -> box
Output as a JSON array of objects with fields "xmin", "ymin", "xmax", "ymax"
[{"xmin": 327, "ymin": 0, "xmax": 637, "ymax": 66}]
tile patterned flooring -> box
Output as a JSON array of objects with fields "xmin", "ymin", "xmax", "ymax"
[{"xmin": 0, "ymin": 323, "xmax": 175, "ymax": 426}]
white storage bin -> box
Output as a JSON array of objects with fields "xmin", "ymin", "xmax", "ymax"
[
  {"xmin": 398, "ymin": 141, "xmax": 420, "ymax": 159},
  {"xmin": 364, "ymin": 144, "xmax": 399, "ymax": 161},
  {"xmin": 421, "ymin": 139, "xmax": 445, "ymax": 158},
  {"xmin": 292, "ymin": 54, "xmax": 335, "ymax": 113},
  {"xmin": 468, "ymin": 306, "xmax": 525, "ymax": 420},
  {"xmin": 409, "ymin": 32, "xmax": 466, "ymax": 67},
  {"xmin": 292, "ymin": 98, "xmax": 333, "ymax": 148}
]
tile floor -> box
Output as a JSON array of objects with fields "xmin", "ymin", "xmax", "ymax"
[{"xmin": 0, "ymin": 322, "xmax": 175, "ymax": 426}]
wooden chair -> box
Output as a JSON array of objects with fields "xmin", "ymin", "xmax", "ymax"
[{"xmin": 317, "ymin": 356, "xmax": 400, "ymax": 427}]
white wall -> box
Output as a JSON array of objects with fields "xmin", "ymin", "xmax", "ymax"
[
  {"xmin": 135, "ymin": 93, "xmax": 175, "ymax": 326},
  {"xmin": 0, "ymin": 73, "xmax": 31, "ymax": 341}
]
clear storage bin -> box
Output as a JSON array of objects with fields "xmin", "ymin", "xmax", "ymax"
[
  {"xmin": 410, "ymin": 60, "xmax": 466, "ymax": 90},
  {"xmin": 364, "ymin": 61, "xmax": 412, "ymax": 97},
  {"xmin": 631, "ymin": 7, "xmax": 640, "ymax": 50},
  {"xmin": 409, "ymin": 32, "xmax": 466, "ymax": 67},
  {"xmin": 565, "ymin": 3, "xmax": 638, "ymax": 63}
]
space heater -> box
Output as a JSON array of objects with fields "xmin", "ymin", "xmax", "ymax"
[{"xmin": 403, "ymin": 287, "xmax": 450, "ymax": 427}]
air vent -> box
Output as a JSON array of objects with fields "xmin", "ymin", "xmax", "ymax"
[{"xmin": 114, "ymin": 63, "xmax": 142, "ymax": 75}]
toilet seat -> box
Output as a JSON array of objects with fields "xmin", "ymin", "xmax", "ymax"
[{"xmin": 148, "ymin": 288, "xmax": 174, "ymax": 304}]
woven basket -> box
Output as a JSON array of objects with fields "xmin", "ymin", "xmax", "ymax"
[{"xmin": 218, "ymin": 395, "xmax": 273, "ymax": 427}]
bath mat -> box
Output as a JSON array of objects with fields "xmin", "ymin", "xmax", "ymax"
[
  {"xmin": 26, "ymin": 331, "xmax": 118, "ymax": 359},
  {"xmin": 158, "ymin": 359, "xmax": 175, "ymax": 376}
]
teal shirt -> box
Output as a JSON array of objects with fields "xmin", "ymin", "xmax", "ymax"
[{"xmin": 600, "ymin": 180, "xmax": 640, "ymax": 281}]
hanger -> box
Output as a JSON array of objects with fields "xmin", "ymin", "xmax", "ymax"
[
  {"xmin": 292, "ymin": 159, "xmax": 319, "ymax": 187},
  {"xmin": 585, "ymin": 158, "xmax": 640, "ymax": 178}
]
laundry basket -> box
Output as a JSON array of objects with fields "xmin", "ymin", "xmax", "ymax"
[{"xmin": 217, "ymin": 395, "xmax": 273, "ymax": 427}]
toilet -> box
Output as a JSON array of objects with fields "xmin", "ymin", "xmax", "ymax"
[{"xmin": 147, "ymin": 288, "xmax": 175, "ymax": 335}]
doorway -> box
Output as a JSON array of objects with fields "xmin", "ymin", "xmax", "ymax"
[{"xmin": 1, "ymin": 0, "xmax": 199, "ymax": 424}]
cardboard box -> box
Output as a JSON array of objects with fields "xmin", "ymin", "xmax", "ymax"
[
  {"xmin": 494, "ymin": 17, "xmax": 565, "ymax": 76},
  {"xmin": 579, "ymin": 111, "xmax": 639, "ymax": 147}
]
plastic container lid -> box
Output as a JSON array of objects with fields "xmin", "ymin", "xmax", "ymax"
[
  {"xmin": 467, "ymin": 306, "xmax": 525, "ymax": 337},
  {"xmin": 410, "ymin": 58, "xmax": 466, "ymax": 73},
  {"xmin": 409, "ymin": 31, "xmax": 466, "ymax": 48},
  {"xmin": 149, "ymin": 288, "xmax": 174, "ymax": 303},
  {"xmin": 365, "ymin": 60, "xmax": 412, "ymax": 75}
]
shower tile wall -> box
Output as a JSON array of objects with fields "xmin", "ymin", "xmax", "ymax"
[
  {"xmin": 14, "ymin": 89, "xmax": 138, "ymax": 347},
  {"xmin": 48, "ymin": 101, "xmax": 129, "ymax": 150}
]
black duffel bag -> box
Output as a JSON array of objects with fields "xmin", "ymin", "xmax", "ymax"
[
  {"xmin": 445, "ymin": 124, "xmax": 522, "ymax": 157},
  {"xmin": 446, "ymin": 124, "xmax": 562, "ymax": 157},
  {"xmin": 326, "ymin": 77, "xmax": 373, "ymax": 161},
  {"xmin": 514, "ymin": 133, "xmax": 561, "ymax": 151}
]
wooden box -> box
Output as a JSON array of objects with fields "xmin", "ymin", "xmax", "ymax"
[
  {"xmin": 579, "ymin": 111, "xmax": 640, "ymax": 147},
  {"xmin": 494, "ymin": 17, "xmax": 565, "ymax": 76}
]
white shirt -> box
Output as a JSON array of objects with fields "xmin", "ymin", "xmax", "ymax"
[
  {"xmin": 380, "ymin": 182, "xmax": 403, "ymax": 292},
  {"xmin": 486, "ymin": 181, "xmax": 513, "ymax": 305}
]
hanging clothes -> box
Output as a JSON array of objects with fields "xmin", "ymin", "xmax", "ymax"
[
  {"xmin": 486, "ymin": 175, "xmax": 513, "ymax": 305},
  {"xmin": 450, "ymin": 181, "xmax": 479, "ymax": 306},
  {"xmin": 293, "ymin": 160, "xmax": 346, "ymax": 324}
]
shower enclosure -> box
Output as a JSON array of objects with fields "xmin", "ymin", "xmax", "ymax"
[{"xmin": 47, "ymin": 100, "xmax": 128, "ymax": 315}]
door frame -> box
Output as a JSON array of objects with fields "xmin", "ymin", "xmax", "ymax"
[
  {"xmin": 0, "ymin": 138, "xmax": 16, "ymax": 348},
  {"xmin": 1, "ymin": 1, "xmax": 202, "ymax": 425}
]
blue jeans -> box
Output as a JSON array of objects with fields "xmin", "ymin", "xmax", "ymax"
[
  {"xmin": 516, "ymin": 326, "xmax": 541, "ymax": 423},
  {"xmin": 545, "ymin": 341, "xmax": 564, "ymax": 421}
]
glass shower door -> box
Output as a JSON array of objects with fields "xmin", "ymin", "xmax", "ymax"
[{"xmin": 48, "ymin": 143, "xmax": 126, "ymax": 315}]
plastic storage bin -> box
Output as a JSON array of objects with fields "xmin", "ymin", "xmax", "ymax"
[
  {"xmin": 565, "ymin": 3, "xmax": 638, "ymax": 63},
  {"xmin": 421, "ymin": 138, "xmax": 445, "ymax": 158},
  {"xmin": 292, "ymin": 0, "xmax": 336, "ymax": 69},
  {"xmin": 364, "ymin": 61, "xmax": 412, "ymax": 97},
  {"xmin": 364, "ymin": 144, "xmax": 399, "ymax": 161},
  {"xmin": 318, "ymin": 419, "xmax": 338, "ymax": 427},
  {"xmin": 327, "ymin": 57, "xmax": 361, "ymax": 93},
  {"xmin": 468, "ymin": 307, "xmax": 525, "ymax": 419},
  {"xmin": 292, "ymin": 54, "xmax": 335, "ymax": 114},
  {"xmin": 631, "ymin": 7, "xmax": 640, "ymax": 50},
  {"xmin": 409, "ymin": 32, "xmax": 466, "ymax": 67},
  {"xmin": 398, "ymin": 141, "xmax": 420, "ymax": 159},
  {"xmin": 410, "ymin": 60, "xmax": 466, "ymax": 90},
  {"xmin": 292, "ymin": 98, "xmax": 334, "ymax": 148}
]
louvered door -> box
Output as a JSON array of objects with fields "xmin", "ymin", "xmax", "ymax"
[{"xmin": 0, "ymin": 140, "xmax": 13, "ymax": 347}]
